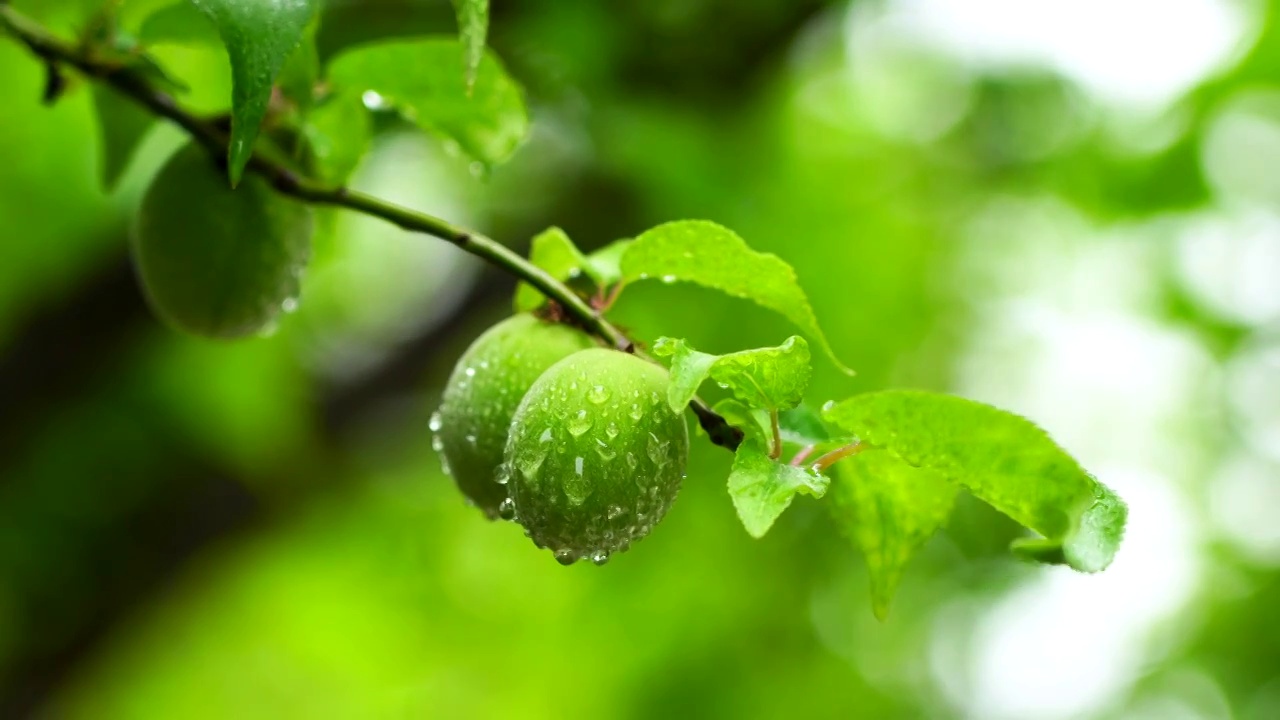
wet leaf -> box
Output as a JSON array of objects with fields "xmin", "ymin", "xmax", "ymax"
[
  {"xmin": 514, "ymin": 227, "xmax": 590, "ymax": 312},
  {"xmin": 450, "ymin": 0, "xmax": 488, "ymax": 90},
  {"xmin": 728, "ymin": 437, "xmax": 828, "ymax": 538},
  {"xmin": 824, "ymin": 390, "xmax": 1126, "ymax": 572},
  {"xmin": 620, "ymin": 220, "xmax": 853, "ymax": 374},
  {"xmin": 327, "ymin": 37, "xmax": 528, "ymax": 168},
  {"xmin": 830, "ymin": 449, "xmax": 958, "ymax": 620},
  {"xmin": 189, "ymin": 0, "xmax": 320, "ymax": 185},
  {"xmin": 652, "ymin": 335, "xmax": 811, "ymax": 413}
]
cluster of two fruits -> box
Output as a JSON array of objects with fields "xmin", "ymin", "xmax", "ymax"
[{"xmin": 434, "ymin": 314, "xmax": 689, "ymax": 565}]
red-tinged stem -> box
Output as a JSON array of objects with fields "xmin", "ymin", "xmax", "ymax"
[{"xmin": 810, "ymin": 442, "xmax": 864, "ymax": 474}]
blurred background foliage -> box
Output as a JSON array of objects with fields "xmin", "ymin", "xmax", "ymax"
[{"xmin": 1, "ymin": 0, "xmax": 1279, "ymax": 717}]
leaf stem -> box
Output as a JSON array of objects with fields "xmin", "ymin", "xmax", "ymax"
[
  {"xmin": 790, "ymin": 444, "xmax": 816, "ymax": 467},
  {"xmin": 768, "ymin": 410, "xmax": 782, "ymax": 460},
  {"xmin": 0, "ymin": 4, "xmax": 745, "ymax": 450},
  {"xmin": 810, "ymin": 442, "xmax": 863, "ymax": 474}
]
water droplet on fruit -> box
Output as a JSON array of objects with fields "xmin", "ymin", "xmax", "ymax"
[
  {"xmin": 428, "ymin": 412, "xmax": 442, "ymax": 432},
  {"xmin": 587, "ymin": 385, "xmax": 611, "ymax": 404},
  {"xmin": 629, "ymin": 403, "xmax": 643, "ymax": 421},
  {"xmin": 605, "ymin": 422, "xmax": 619, "ymax": 439},
  {"xmin": 591, "ymin": 551, "xmax": 610, "ymax": 565},
  {"xmin": 624, "ymin": 452, "xmax": 638, "ymax": 470},
  {"xmin": 647, "ymin": 432, "xmax": 670, "ymax": 466},
  {"xmin": 281, "ymin": 297, "xmax": 299, "ymax": 314},
  {"xmin": 563, "ymin": 458, "xmax": 591, "ymax": 505},
  {"xmin": 498, "ymin": 498, "xmax": 516, "ymax": 520},
  {"xmin": 464, "ymin": 367, "xmax": 476, "ymax": 378},
  {"xmin": 539, "ymin": 428, "xmax": 553, "ymax": 444},
  {"xmin": 554, "ymin": 549, "xmax": 577, "ymax": 566},
  {"xmin": 516, "ymin": 451, "xmax": 545, "ymax": 485},
  {"xmin": 567, "ymin": 410, "xmax": 592, "ymax": 437},
  {"xmin": 661, "ymin": 274, "xmax": 677, "ymax": 283},
  {"xmin": 595, "ymin": 439, "xmax": 616, "ymax": 461}
]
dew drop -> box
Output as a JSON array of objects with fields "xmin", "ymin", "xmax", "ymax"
[
  {"xmin": 587, "ymin": 385, "xmax": 611, "ymax": 404},
  {"xmin": 567, "ymin": 410, "xmax": 592, "ymax": 437},
  {"xmin": 647, "ymin": 432, "xmax": 670, "ymax": 466},
  {"xmin": 517, "ymin": 451, "xmax": 546, "ymax": 485},
  {"xmin": 605, "ymin": 422, "xmax": 619, "ymax": 439},
  {"xmin": 428, "ymin": 412, "xmax": 443, "ymax": 432},
  {"xmin": 629, "ymin": 403, "xmax": 643, "ymax": 421},
  {"xmin": 591, "ymin": 551, "xmax": 610, "ymax": 566},
  {"xmin": 563, "ymin": 459, "xmax": 591, "ymax": 505},
  {"xmin": 595, "ymin": 439, "xmax": 616, "ymax": 461},
  {"xmin": 498, "ymin": 498, "xmax": 516, "ymax": 520},
  {"xmin": 554, "ymin": 549, "xmax": 577, "ymax": 566},
  {"xmin": 464, "ymin": 367, "xmax": 477, "ymax": 378}
]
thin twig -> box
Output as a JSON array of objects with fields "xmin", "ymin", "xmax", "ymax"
[{"xmin": 0, "ymin": 4, "xmax": 744, "ymax": 451}]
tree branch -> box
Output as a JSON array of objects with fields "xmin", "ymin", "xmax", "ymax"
[{"xmin": 0, "ymin": 4, "xmax": 743, "ymax": 451}]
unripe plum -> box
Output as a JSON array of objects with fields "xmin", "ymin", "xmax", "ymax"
[
  {"xmin": 504, "ymin": 348, "xmax": 689, "ymax": 565},
  {"xmin": 434, "ymin": 314, "xmax": 595, "ymax": 518}
]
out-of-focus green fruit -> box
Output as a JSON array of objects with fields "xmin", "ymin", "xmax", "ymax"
[
  {"xmin": 433, "ymin": 314, "xmax": 596, "ymax": 518},
  {"xmin": 505, "ymin": 348, "xmax": 689, "ymax": 565},
  {"xmin": 131, "ymin": 143, "xmax": 312, "ymax": 339}
]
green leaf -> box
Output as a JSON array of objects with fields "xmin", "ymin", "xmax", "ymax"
[
  {"xmin": 139, "ymin": 2, "xmax": 219, "ymax": 46},
  {"xmin": 830, "ymin": 449, "xmax": 958, "ymax": 620},
  {"xmin": 276, "ymin": 29, "xmax": 320, "ymax": 115},
  {"xmin": 778, "ymin": 404, "xmax": 830, "ymax": 446},
  {"xmin": 651, "ymin": 336, "xmax": 811, "ymax": 414},
  {"xmin": 90, "ymin": 85, "xmax": 153, "ymax": 191},
  {"xmin": 585, "ymin": 239, "xmax": 632, "ymax": 287},
  {"xmin": 712, "ymin": 398, "xmax": 772, "ymax": 441},
  {"xmin": 513, "ymin": 227, "xmax": 590, "ymax": 312},
  {"xmin": 824, "ymin": 390, "xmax": 1127, "ymax": 572},
  {"xmin": 729, "ymin": 438, "xmax": 829, "ymax": 538},
  {"xmin": 303, "ymin": 91, "xmax": 370, "ymax": 186},
  {"xmin": 132, "ymin": 143, "xmax": 312, "ymax": 338},
  {"xmin": 188, "ymin": 0, "xmax": 320, "ymax": 186},
  {"xmin": 326, "ymin": 37, "xmax": 528, "ymax": 168},
  {"xmin": 450, "ymin": 0, "xmax": 488, "ymax": 91},
  {"xmin": 619, "ymin": 220, "xmax": 853, "ymax": 375}
]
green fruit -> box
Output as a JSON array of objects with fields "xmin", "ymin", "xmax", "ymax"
[
  {"xmin": 434, "ymin": 314, "xmax": 596, "ymax": 518},
  {"xmin": 505, "ymin": 348, "xmax": 689, "ymax": 565},
  {"xmin": 132, "ymin": 143, "xmax": 312, "ymax": 338}
]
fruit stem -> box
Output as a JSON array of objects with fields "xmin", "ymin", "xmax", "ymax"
[
  {"xmin": 809, "ymin": 442, "xmax": 863, "ymax": 474},
  {"xmin": 790, "ymin": 444, "xmax": 816, "ymax": 467},
  {"xmin": 0, "ymin": 4, "xmax": 747, "ymax": 451}
]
